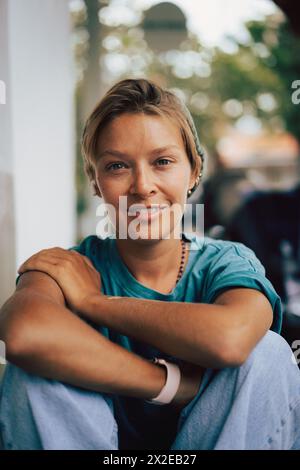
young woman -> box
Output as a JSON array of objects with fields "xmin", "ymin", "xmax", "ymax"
[{"xmin": 0, "ymin": 78, "xmax": 300, "ymax": 450}]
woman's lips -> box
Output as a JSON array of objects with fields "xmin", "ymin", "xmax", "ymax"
[{"xmin": 128, "ymin": 205, "xmax": 169, "ymax": 222}]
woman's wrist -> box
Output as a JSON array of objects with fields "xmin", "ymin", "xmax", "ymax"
[
  {"xmin": 170, "ymin": 373, "xmax": 193, "ymax": 408},
  {"xmin": 170, "ymin": 361, "xmax": 204, "ymax": 409}
]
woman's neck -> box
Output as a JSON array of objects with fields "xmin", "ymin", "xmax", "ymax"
[{"xmin": 115, "ymin": 236, "xmax": 188, "ymax": 293}]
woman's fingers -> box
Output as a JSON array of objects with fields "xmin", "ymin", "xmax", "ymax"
[
  {"xmin": 18, "ymin": 248, "xmax": 100, "ymax": 283},
  {"xmin": 17, "ymin": 257, "xmax": 62, "ymax": 281}
]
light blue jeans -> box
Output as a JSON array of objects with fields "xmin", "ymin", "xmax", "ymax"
[{"xmin": 0, "ymin": 330, "xmax": 300, "ymax": 450}]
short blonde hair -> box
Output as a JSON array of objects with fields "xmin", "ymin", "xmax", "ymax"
[{"xmin": 81, "ymin": 78, "xmax": 204, "ymax": 196}]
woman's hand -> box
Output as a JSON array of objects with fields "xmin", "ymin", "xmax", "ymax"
[
  {"xmin": 17, "ymin": 248, "xmax": 102, "ymax": 314},
  {"xmin": 171, "ymin": 360, "xmax": 205, "ymax": 411}
]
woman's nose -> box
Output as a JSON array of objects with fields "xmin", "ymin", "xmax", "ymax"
[{"xmin": 129, "ymin": 168, "xmax": 156, "ymax": 198}]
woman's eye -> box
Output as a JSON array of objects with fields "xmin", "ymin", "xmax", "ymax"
[
  {"xmin": 157, "ymin": 158, "xmax": 171, "ymax": 166},
  {"xmin": 107, "ymin": 162, "xmax": 126, "ymax": 171}
]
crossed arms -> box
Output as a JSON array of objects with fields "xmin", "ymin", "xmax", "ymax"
[{"xmin": 0, "ymin": 248, "xmax": 273, "ymax": 407}]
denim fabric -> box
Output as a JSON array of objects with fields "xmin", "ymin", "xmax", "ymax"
[{"xmin": 1, "ymin": 330, "xmax": 300, "ymax": 450}]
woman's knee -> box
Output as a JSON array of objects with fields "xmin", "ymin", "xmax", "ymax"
[
  {"xmin": 239, "ymin": 330, "xmax": 300, "ymax": 399},
  {"xmin": 0, "ymin": 364, "xmax": 118, "ymax": 449},
  {"xmin": 245, "ymin": 330, "xmax": 296, "ymax": 370}
]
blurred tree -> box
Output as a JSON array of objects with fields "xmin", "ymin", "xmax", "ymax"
[
  {"xmin": 97, "ymin": 10, "xmax": 300, "ymax": 161},
  {"xmin": 244, "ymin": 16, "xmax": 300, "ymax": 143},
  {"xmin": 190, "ymin": 12, "xmax": 300, "ymax": 153}
]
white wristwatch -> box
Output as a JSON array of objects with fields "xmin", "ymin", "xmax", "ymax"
[{"xmin": 146, "ymin": 358, "xmax": 181, "ymax": 405}]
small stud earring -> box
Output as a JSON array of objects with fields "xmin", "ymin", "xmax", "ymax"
[
  {"xmin": 187, "ymin": 171, "xmax": 203, "ymax": 197},
  {"xmin": 197, "ymin": 172, "xmax": 203, "ymax": 183}
]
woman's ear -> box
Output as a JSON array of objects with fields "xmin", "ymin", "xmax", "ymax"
[
  {"xmin": 92, "ymin": 171, "xmax": 103, "ymax": 198},
  {"xmin": 92, "ymin": 181, "xmax": 102, "ymax": 198},
  {"xmin": 189, "ymin": 157, "xmax": 202, "ymax": 189}
]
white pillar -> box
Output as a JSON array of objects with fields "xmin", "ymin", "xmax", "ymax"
[
  {"xmin": 0, "ymin": 0, "xmax": 76, "ymax": 307},
  {"xmin": 0, "ymin": 0, "xmax": 16, "ymax": 305}
]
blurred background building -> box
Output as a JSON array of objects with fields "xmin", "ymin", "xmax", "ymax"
[{"xmin": 1, "ymin": 0, "xmax": 300, "ymax": 364}]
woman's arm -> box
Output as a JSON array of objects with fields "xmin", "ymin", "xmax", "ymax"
[
  {"xmin": 81, "ymin": 288, "xmax": 273, "ymax": 368},
  {"xmin": 0, "ymin": 272, "xmax": 202, "ymax": 407},
  {"xmin": 16, "ymin": 248, "xmax": 273, "ymax": 368}
]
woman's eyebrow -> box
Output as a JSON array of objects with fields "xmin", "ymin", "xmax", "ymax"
[
  {"xmin": 98, "ymin": 149, "xmax": 128, "ymax": 159},
  {"xmin": 150, "ymin": 145, "xmax": 181, "ymax": 155},
  {"xmin": 98, "ymin": 145, "xmax": 181, "ymax": 158}
]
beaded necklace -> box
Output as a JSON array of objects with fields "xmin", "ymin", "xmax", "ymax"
[{"xmin": 175, "ymin": 238, "xmax": 187, "ymax": 284}]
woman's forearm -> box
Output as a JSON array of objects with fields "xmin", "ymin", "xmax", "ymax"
[
  {"xmin": 0, "ymin": 290, "xmax": 200, "ymax": 405},
  {"xmin": 81, "ymin": 294, "xmax": 236, "ymax": 368},
  {"xmin": 0, "ymin": 290, "xmax": 165, "ymax": 398}
]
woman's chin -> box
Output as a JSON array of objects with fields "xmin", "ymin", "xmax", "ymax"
[{"xmin": 115, "ymin": 226, "xmax": 180, "ymax": 243}]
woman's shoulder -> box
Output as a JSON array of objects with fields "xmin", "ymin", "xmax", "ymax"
[
  {"xmin": 185, "ymin": 231, "xmax": 257, "ymax": 258},
  {"xmin": 185, "ymin": 232, "xmax": 263, "ymax": 274}
]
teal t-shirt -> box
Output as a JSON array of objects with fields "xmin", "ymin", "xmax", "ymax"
[
  {"xmin": 68, "ymin": 231, "xmax": 282, "ymax": 449},
  {"xmin": 70, "ymin": 231, "xmax": 282, "ymax": 337},
  {"xmin": 16, "ymin": 232, "xmax": 282, "ymax": 449}
]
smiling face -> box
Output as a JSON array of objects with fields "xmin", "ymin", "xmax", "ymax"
[{"xmin": 94, "ymin": 112, "xmax": 199, "ymax": 241}]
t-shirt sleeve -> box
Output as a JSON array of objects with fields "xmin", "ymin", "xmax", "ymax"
[
  {"xmin": 68, "ymin": 235, "xmax": 98, "ymax": 256},
  {"xmin": 203, "ymin": 241, "xmax": 282, "ymax": 334}
]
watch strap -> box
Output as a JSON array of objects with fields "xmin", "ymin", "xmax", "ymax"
[{"xmin": 145, "ymin": 358, "xmax": 181, "ymax": 405}]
